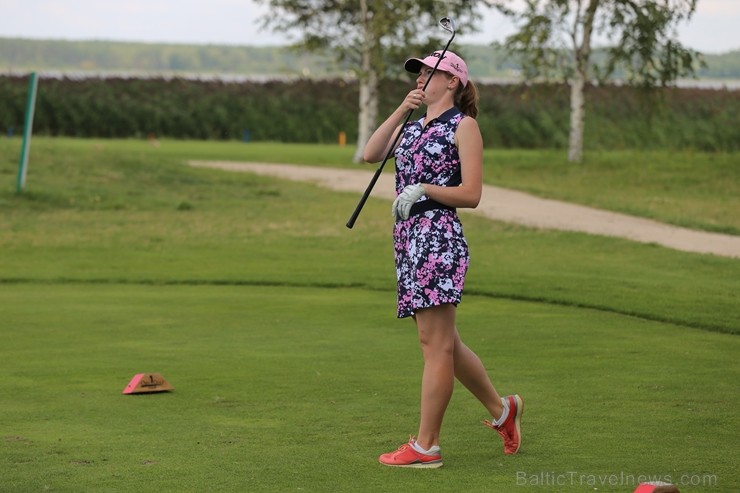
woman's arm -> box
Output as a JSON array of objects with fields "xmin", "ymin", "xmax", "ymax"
[
  {"xmin": 362, "ymin": 89, "xmax": 426, "ymax": 163},
  {"xmin": 422, "ymin": 116, "xmax": 483, "ymax": 209}
]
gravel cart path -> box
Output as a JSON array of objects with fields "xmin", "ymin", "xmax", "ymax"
[{"xmin": 189, "ymin": 160, "xmax": 740, "ymax": 259}]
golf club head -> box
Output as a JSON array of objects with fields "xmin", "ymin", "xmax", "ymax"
[{"xmin": 439, "ymin": 16, "xmax": 456, "ymax": 35}]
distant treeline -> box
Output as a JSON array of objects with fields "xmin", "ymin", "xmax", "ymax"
[
  {"xmin": 1, "ymin": 74, "xmax": 738, "ymax": 152},
  {"xmin": 1, "ymin": 37, "xmax": 739, "ymax": 79}
]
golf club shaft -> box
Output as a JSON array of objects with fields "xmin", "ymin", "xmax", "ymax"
[{"xmin": 346, "ymin": 30, "xmax": 456, "ymax": 229}]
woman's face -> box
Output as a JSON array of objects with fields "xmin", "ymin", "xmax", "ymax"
[
  {"xmin": 416, "ymin": 67, "xmax": 457, "ymax": 102},
  {"xmin": 416, "ymin": 67, "xmax": 446, "ymax": 84}
]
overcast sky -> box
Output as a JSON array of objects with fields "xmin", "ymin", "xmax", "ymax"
[{"xmin": 0, "ymin": 0, "xmax": 737, "ymax": 54}]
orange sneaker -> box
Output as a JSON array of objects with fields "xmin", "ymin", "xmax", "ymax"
[
  {"xmin": 378, "ymin": 437, "xmax": 443, "ymax": 468},
  {"xmin": 483, "ymin": 394, "xmax": 523, "ymax": 455}
]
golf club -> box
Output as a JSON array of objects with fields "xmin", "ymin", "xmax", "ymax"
[{"xmin": 346, "ymin": 16, "xmax": 457, "ymax": 229}]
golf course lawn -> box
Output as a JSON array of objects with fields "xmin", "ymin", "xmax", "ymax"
[{"xmin": 1, "ymin": 138, "xmax": 737, "ymax": 492}]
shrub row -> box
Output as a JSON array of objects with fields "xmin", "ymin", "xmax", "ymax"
[{"xmin": 0, "ymin": 75, "xmax": 737, "ymax": 151}]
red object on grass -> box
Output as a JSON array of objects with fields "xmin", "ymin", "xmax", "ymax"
[{"xmin": 122, "ymin": 373, "xmax": 174, "ymax": 394}]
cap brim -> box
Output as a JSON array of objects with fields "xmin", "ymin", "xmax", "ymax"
[{"xmin": 404, "ymin": 58, "xmax": 425, "ymax": 75}]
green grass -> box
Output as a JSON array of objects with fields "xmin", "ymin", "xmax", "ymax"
[
  {"xmin": 3, "ymin": 138, "xmax": 737, "ymax": 233},
  {"xmin": 1, "ymin": 284, "xmax": 736, "ymax": 492},
  {"xmin": 0, "ymin": 137, "xmax": 738, "ymax": 492},
  {"xmin": 484, "ymin": 149, "xmax": 740, "ymax": 235}
]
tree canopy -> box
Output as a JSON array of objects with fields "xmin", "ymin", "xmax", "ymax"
[
  {"xmin": 256, "ymin": 0, "xmax": 488, "ymax": 78},
  {"xmin": 493, "ymin": 0, "xmax": 703, "ymax": 162}
]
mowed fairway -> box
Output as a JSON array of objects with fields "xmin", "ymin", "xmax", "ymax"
[{"xmin": 1, "ymin": 138, "xmax": 738, "ymax": 492}]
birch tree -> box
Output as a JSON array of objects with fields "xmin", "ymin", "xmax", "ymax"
[
  {"xmin": 494, "ymin": 0, "xmax": 702, "ymax": 162},
  {"xmin": 257, "ymin": 0, "xmax": 486, "ymax": 162}
]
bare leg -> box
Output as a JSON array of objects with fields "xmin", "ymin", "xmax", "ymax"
[
  {"xmin": 452, "ymin": 329, "xmax": 504, "ymax": 420},
  {"xmin": 413, "ymin": 304, "xmax": 457, "ymax": 450}
]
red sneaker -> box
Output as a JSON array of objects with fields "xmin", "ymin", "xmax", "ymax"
[
  {"xmin": 483, "ymin": 394, "xmax": 523, "ymax": 455},
  {"xmin": 378, "ymin": 437, "xmax": 443, "ymax": 468}
]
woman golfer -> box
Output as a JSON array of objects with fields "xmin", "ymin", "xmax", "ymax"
[{"xmin": 362, "ymin": 51, "xmax": 522, "ymax": 468}]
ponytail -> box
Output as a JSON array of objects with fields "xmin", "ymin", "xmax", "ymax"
[{"xmin": 455, "ymin": 79, "xmax": 479, "ymax": 119}]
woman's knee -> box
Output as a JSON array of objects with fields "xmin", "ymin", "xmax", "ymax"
[{"xmin": 416, "ymin": 306, "xmax": 456, "ymax": 354}]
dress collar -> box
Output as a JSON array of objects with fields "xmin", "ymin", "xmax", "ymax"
[{"xmin": 418, "ymin": 106, "xmax": 461, "ymax": 125}]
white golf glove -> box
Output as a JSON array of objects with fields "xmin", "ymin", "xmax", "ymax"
[{"xmin": 392, "ymin": 183, "xmax": 426, "ymax": 220}]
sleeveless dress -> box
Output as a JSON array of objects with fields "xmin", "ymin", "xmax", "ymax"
[{"xmin": 393, "ymin": 106, "xmax": 470, "ymax": 319}]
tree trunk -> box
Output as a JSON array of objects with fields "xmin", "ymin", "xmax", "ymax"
[
  {"xmin": 352, "ymin": 0, "xmax": 378, "ymax": 163},
  {"xmin": 353, "ymin": 70, "xmax": 378, "ymax": 163},
  {"xmin": 568, "ymin": 73, "xmax": 585, "ymax": 163},
  {"xmin": 568, "ymin": 0, "xmax": 599, "ymax": 163}
]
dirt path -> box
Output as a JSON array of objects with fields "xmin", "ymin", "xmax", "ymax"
[{"xmin": 188, "ymin": 160, "xmax": 740, "ymax": 259}]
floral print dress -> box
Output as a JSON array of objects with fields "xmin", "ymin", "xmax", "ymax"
[{"xmin": 393, "ymin": 107, "xmax": 470, "ymax": 319}]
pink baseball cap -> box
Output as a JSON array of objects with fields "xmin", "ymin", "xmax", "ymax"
[
  {"xmin": 633, "ymin": 483, "xmax": 679, "ymax": 493},
  {"xmin": 404, "ymin": 50, "xmax": 468, "ymax": 87}
]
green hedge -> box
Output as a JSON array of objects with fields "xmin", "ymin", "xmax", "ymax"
[{"xmin": 0, "ymin": 75, "xmax": 737, "ymax": 151}]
